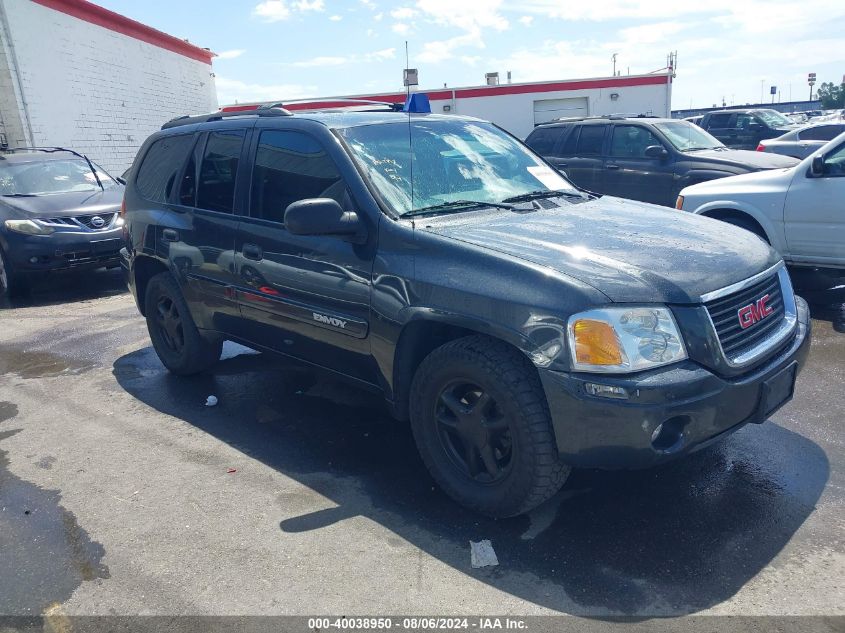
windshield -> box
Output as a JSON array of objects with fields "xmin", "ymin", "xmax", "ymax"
[
  {"xmin": 654, "ymin": 121, "xmax": 724, "ymax": 151},
  {"xmin": 338, "ymin": 119, "xmax": 577, "ymax": 216},
  {"xmin": 0, "ymin": 158, "xmax": 116, "ymax": 196},
  {"xmin": 755, "ymin": 109, "xmax": 792, "ymax": 127}
]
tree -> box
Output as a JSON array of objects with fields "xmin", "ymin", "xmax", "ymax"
[{"xmin": 816, "ymin": 82, "xmax": 845, "ymax": 109}]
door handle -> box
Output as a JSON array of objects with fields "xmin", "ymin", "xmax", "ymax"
[
  {"xmin": 555, "ymin": 162, "xmax": 568, "ymax": 167},
  {"xmin": 242, "ymin": 243, "xmax": 263, "ymax": 261},
  {"xmin": 606, "ymin": 164, "xmax": 620, "ymax": 170},
  {"xmin": 162, "ymin": 229, "xmax": 179, "ymax": 242}
]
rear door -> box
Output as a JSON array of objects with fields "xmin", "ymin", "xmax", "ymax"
[
  {"xmin": 704, "ymin": 113, "xmax": 738, "ymax": 147},
  {"xmin": 783, "ymin": 140, "xmax": 845, "ymax": 266},
  {"xmin": 603, "ymin": 124, "xmax": 675, "ymax": 205},
  {"xmin": 234, "ymin": 125, "xmax": 376, "ymax": 382},
  {"xmin": 555, "ymin": 123, "xmax": 607, "ymax": 191}
]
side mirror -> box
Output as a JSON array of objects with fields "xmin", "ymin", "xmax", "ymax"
[
  {"xmin": 810, "ymin": 155, "xmax": 825, "ymax": 177},
  {"xmin": 644, "ymin": 145, "xmax": 669, "ymax": 160},
  {"xmin": 284, "ymin": 198, "xmax": 365, "ymax": 242}
]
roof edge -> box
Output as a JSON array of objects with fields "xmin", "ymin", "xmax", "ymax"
[{"xmin": 31, "ymin": 0, "xmax": 214, "ymax": 64}]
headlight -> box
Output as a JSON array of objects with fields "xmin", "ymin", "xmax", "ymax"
[
  {"xmin": 567, "ymin": 307, "xmax": 687, "ymax": 373},
  {"xmin": 4, "ymin": 219, "xmax": 54, "ymax": 235}
]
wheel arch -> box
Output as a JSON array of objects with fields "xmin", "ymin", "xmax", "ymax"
[
  {"xmin": 692, "ymin": 201, "xmax": 783, "ymax": 249},
  {"xmin": 389, "ymin": 310, "xmax": 541, "ymax": 422},
  {"xmin": 132, "ymin": 255, "xmax": 169, "ymax": 317}
]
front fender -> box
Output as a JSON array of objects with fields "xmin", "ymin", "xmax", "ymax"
[{"xmin": 689, "ymin": 200, "xmax": 786, "ymax": 254}]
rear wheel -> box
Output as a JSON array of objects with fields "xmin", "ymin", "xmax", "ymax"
[
  {"xmin": 144, "ymin": 272, "xmax": 222, "ymax": 375},
  {"xmin": 409, "ymin": 335, "xmax": 570, "ymax": 517},
  {"xmin": 0, "ymin": 248, "xmax": 26, "ymax": 299}
]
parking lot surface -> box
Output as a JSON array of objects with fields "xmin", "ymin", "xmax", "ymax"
[{"xmin": 0, "ymin": 270, "xmax": 843, "ymax": 622}]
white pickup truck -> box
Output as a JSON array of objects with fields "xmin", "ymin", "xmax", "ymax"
[{"xmin": 677, "ymin": 131, "xmax": 845, "ymax": 289}]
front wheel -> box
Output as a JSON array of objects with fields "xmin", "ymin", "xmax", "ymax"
[
  {"xmin": 409, "ymin": 335, "xmax": 570, "ymax": 517},
  {"xmin": 144, "ymin": 272, "xmax": 222, "ymax": 375},
  {"xmin": 0, "ymin": 248, "xmax": 27, "ymax": 299}
]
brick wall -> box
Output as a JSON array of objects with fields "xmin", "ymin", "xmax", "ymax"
[{"xmin": 0, "ymin": 0, "xmax": 217, "ymax": 173}]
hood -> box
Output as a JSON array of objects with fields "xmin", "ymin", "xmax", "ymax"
[
  {"xmin": 688, "ymin": 148, "xmax": 798, "ymax": 170},
  {"xmin": 418, "ymin": 196, "xmax": 780, "ymax": 304},
  {"xmin": 681, "ymin": 163, "xmax": 796, "ymax": 195},
  {"xmin": 0, "ymin": 187, "xmax": 124, "ymax": 218}
]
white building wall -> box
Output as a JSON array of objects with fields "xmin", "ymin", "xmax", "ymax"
[
  {"xmin": 429, "ymin": 82, "xmax": 672, "ymax": 140},
  {"xmin": 0, "ymin": 0, "xmax": 217, "ymax": 173}
]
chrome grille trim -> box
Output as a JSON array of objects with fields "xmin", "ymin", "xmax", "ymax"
[{"xmin": 703, "ymin": 266, "xmax": 797, "ymax": 369}]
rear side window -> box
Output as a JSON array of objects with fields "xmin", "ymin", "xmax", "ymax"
[
  {"xmin": 250, "ymin": 130, "xmax": 344, "ymax": 223},
  {"xmin": 526, "ymin": 127, "xmax": 562, "ymax": 155},
  {"xmin": 707, "ymin": 113, "xmax": 733, "ymax": 128},
  {"xmin": 559, "ymin": 126, "xmax": 579, "ymax": 155},
  {"xmin": 576, "ymin": 125, "xmax": 606, "ymax": 155},
  {"xmin": 196, "ymin": 130, "xmax": 246, "ymax": 214},
  {"xmin": 135, "ymin": 134, "xmax": 194, "ymax": 203},
  {"xmin": 799, "ymin": 125, "xmax": 844, "ymax": 141}
]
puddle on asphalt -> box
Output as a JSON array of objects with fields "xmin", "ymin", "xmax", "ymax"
[
  {"xmin": 0, "ymin": 348, "xmax": 95, "ymax": 379},
  {"xmin": 0, "ymin": 420, "xmax": 109, "ymax": 614}
]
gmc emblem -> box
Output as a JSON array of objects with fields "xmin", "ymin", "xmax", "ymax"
[{"xmin": 738, "ymin": 294, "xmax": 774, "ymax": 329}]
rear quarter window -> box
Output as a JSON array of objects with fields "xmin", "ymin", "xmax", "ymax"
[
  {"xmin": 525, "ymin": 127, "xmax": 562, "ymax": 155},
  {"xmin": 135, "ymin": 134, "xmax": 195, "ymax": 203}
]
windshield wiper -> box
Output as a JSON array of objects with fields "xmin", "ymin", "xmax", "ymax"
[
  {"xmin": 501, "ymin": 189, "xmax": 586, "ymax": 203},
  {"xmin": 1, "ymin": 193, "xmax": 37, "ymax": 197},
  {"xmin": 402, "ymin": 199, "xmax": 515, "ymax": 218},
  {"xmin": 81, "ymin": 153, "xmax": 104, "ymax": 191}
]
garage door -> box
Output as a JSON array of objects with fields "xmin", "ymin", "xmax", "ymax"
[{"xmin": 533, "ymin": 97, "xmax": 588, "ymax": 125}]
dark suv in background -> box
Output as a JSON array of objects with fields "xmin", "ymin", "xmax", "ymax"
[
  {"xmin": 699, "ymin": 108, "xmax": 798, "ymax": 150},
  {"xmin": 122, "ymin": 106, "xmax": 810, "ymax": 518},
  {"xmin": 525, "ymin": 116, "xmax": 796, "ymax": 207}
]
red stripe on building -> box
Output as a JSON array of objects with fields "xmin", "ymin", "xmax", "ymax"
[
  {"xmin": 31, "ymin": 0, "xmax": 214, "ymax": 64},
  {"xmin": 224, "ymin": 74, "xmax": 670, "ymax": 111}
]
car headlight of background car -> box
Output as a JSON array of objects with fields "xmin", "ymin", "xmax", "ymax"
[
  {"xmin": 567, "ymin": 306, "xmax": 687, "ymax": 373},
  {"xmin": 4, "ymin": 219, "xmax": 55, "ymax": 236}
]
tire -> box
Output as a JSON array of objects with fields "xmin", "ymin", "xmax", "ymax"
[
  {"xmin": 722, "ymin": 216, "xmax": 769, "ymax": 243},
  {"xmin": 409, "ymin": 335, "xmax": 570, "ymax": 517},
  {"xmin": 0, "ymin": 247, "xmax": 27, "ymax": 299},
  {"xmin": 144, "ymin": 272, "xmax": 222, "ymax": 375}
]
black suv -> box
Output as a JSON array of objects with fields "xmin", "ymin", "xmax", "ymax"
[
  {"xmin": 525, "ymin": 116, "xmax": 797, "ymax": 207},
  {"xmin": 0, "ymin": 148, "xmax": 125, "ymax": 297},
  {"xmin": 122, "ymin": 106, "xmax": 811, "ymax": 517},
  {"xmin": 699, "ymin": 108, "xmax": 798, "ymax": 150}
]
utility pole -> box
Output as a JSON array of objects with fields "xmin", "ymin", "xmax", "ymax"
[
  {"xmin": 611, "ymin": 53, "xmax": 617, "ymax": 77},
  {"xmin": 760, "ymin": 79, "xmax": 764, "ymax": 105}
]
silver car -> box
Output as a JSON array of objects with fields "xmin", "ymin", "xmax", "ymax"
[{"xmin": 758, "ymin": 122, "xmax": 845, "ymax": 159}]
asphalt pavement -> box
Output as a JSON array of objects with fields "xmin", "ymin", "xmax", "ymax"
[{"xmin": 0, "ymin": 269, "xmax": 842, "ymax": 629}]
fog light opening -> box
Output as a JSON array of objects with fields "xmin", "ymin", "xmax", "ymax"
[{"xmin": 651, "ymin": 416, "xmax": 690, "ymax": 452}]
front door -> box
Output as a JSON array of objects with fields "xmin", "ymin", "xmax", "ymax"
[
  {"xmin": 234, "ymin": 126, "xmax": 376, "ymax": 382},
  {"xmin": 603, "ymin": 124, "xmax": 675, "ymax": 206},
  {"xmin": 783, "ymin": 141, "xmax": 845, "ymax": 266}
]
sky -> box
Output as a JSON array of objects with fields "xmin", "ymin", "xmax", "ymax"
[{"xmin": 97, "ymin": 0, "xmax": 845, "ymax": 111}]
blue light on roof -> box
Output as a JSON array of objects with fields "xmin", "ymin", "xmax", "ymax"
[{"xmin": 403, "ymin": 93, "xmax": 431, "ymax": 114}]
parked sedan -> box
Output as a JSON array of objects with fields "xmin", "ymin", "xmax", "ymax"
[
  {"xmin": 0, "ymin": 148, "xmax": 125, "ymax": 297},
  {"xmin": 758, "ymin": 123, "xmax": 845, "ymax": 159}
]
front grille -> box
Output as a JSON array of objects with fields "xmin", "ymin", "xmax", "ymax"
[
  {"xmin": 42, "ymin": 213, "xmax": 116, "ymax": 231},
  {"xmin": 705, "ymin": 273, "xmax": 785, "ymax": 359}
]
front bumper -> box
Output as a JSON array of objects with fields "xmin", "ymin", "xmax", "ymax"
[
  {"xmin": 4, "ymin": 229, "xmax": 124, "ymax": 273},
  {"xmin": 539, "ymin": 296, "xmax": 812, "ymax": 469}
]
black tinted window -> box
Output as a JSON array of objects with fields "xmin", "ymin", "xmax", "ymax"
[
  {"xmin": 526, "ymin": 127, "xmax": 561, "ymax": 155},
  {"xmin": 610, "ymin": 125, "xmax": 662, "ymax": 157},
  {"xmin": 707, "ymin": 113, "xmax": 733, "ymax": 127},
  {"xmin": 136, "ymin": 134, "xmax": 194, "ymax": 203},
  {"xmin": 800, "ymin": 125, "xmax": 844, "ymax": 141},
  {"xmin": 196, "ymin": 130, "xmax": 245, "ymax": 214},
  {"xmin": 560, "ymin": 126, "xmax": 579, "ymax": 155},
  {"xmin": 178, "ymin": 139, "xmax": 202, "ymax": 207},
  {"xmin": 250, "ymin": 130, "xmax": 344, "ymax": 223},
  {"xmin": 576, "ymin": 125, "xmax": 606, "ymax": 155}
]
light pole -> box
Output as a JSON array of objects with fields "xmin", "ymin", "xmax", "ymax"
[{"xmin": 612, "ymin": 53, "xmax": 617, "ymax": 77}]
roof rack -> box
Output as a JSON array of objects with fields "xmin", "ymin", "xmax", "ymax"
[
  {"xmin": 161, "ymin": 104, "xmax": 292, "ymax": 130},
  {"xmin": 546, "ymin": 113, "xmax": 658, "ymax": 124}
]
